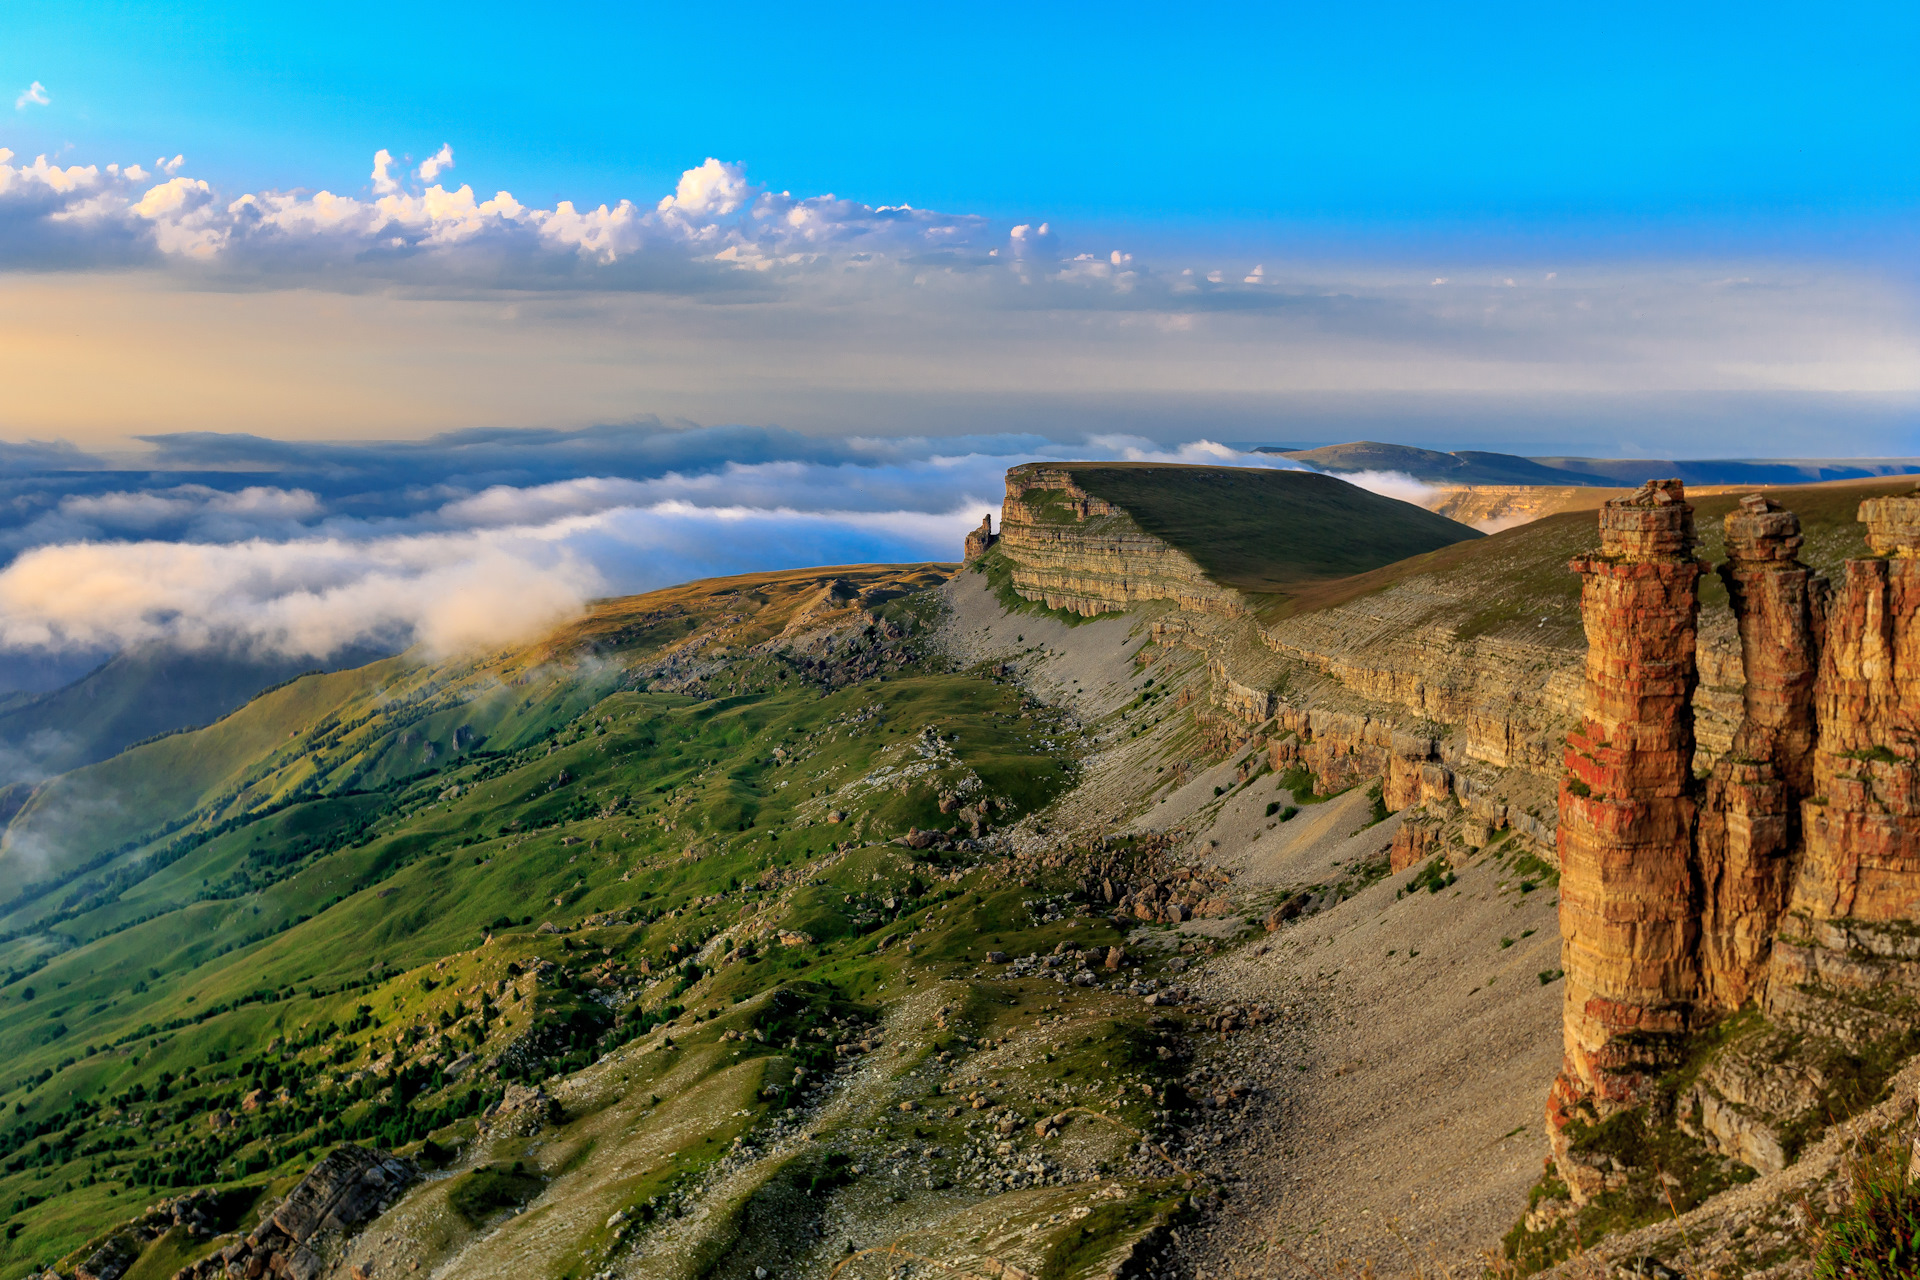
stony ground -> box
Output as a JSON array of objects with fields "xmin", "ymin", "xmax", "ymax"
[{"xmin": 937, "ymin": 569, "xmax": 1569, "ymax": 1278}]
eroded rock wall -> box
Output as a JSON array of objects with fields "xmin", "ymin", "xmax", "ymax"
[
  {"xmin": 1767, "ymin": 495, "xmax": 1920, "ymax": 1039},
  {"xmin": 1548, "ymin": 483, "xmax": 1920, "ymax": 1200},
  {"xmin": 1697, "ymin": 496, "xmax": 1825, "ymax": 1012},
  {"xmin": 997, "ymin": 467, "xmax": 1245, "ymax": 617}
]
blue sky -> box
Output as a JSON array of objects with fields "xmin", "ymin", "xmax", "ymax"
[
  {"xmin": 8, "ymin": 0, "xmax": 1916, "ymax": 226},
  {"xmin": 0, "ymin": 0, "xmax": 1915, "ymax": 457},
  {"xmin": 0, "ymin": 3, "xmax": 1915, "ymax": 674}
]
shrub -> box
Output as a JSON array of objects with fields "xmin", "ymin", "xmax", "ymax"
[
  {"xmin": 1817, "ymin": 1145, "xmax": 1920, "ymax": 1280},
  {"xmin": 1812, "ymin": 1143, "xmax": 1920, "ymax": 1280}
]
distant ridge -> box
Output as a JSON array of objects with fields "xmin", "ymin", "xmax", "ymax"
[{"xmin": 1259, "ymin": 440, "xmax": 1920, "ymax": 488}]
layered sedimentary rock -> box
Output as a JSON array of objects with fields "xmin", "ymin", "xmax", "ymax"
[
  {"xmin": 1552, "ymin": 480, "xmax": 1705, "ymax": 1144},
  {"xmin": 964, "ymin": 515, "xmax": 998, "ymax": 561},
  {"xmin": 996, "ymin": 467, "xmax": 1245, "ymax": 617},
  {"xmin": 1549, "ymin": 482, "xmax": 1920, "ymax": 1197},
  {"xmin": 1766, "ymin": 491, "xmax": 1920, "ymax": 1037},
  {"xmin": 1697, "ymin": 496, "xmax": 1825, "ymax": 1010}
]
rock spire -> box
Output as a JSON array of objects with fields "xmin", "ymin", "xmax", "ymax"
[
  {"xmin": 1551, "ymin": 479, "xmax": 1704, "ymax": 1159},
  {"xmin": 1549, "ymin": 482, "xmax": 1920, "ymax": 1196}
]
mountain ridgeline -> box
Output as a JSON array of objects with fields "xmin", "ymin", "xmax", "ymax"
[{"xmin": 0, "ymin": 465, "xmax": 1915, "ymax": 1280}]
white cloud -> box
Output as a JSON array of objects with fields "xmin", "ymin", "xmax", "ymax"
[
  {"xmin": 1322, "ymin": 469, "xmax": 1441, "ymax": 507},
  {"xmin": 371, "ymin": 148, "xmax": 400, "ymax": 195},
  {"xmin": 0, "ymin": 434, "xmax": 1327, "ymax": 659},
  {"xmin": 14, "ymin": 81, "xmax": 49, "ymax": 110},
  {"xmin": 0, "ymin": 147, "xmax": 1008, "ymax": 275},
  {"xmin": 416, "ymin": 143, "xmax": 454, "ymax": 184},
  {"xmin": 658, "ymin": 157, "xmax": 752, "ymax": 218}
]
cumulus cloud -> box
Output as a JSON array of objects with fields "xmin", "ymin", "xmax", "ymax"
[
  {"xmin": 0, "ymin": 147, "xmax": 1002, "ymax": 278},
  {"xmin": 416, "ymin": 143, "xmax": 454, "ymax": 184},
  {"xmin": 371, "ymin": 148, "xmax": 401, "ymax": 195},
  {"xmin": 14, "ymin": 81, "xmax": 48, "ymax": 110}
]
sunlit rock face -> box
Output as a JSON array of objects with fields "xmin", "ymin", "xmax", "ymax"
[
  {"xmin": 1551, "ymin": 479, "xmax": 1705, "ymax": 1178},
  {"xmin": 1768, "ymin": 492, "xmax": 1920, "ymax": 1039},
  {"xmin": 996, "ymin": 466, "xmax": 1247, "ymax": 618},
  {"xmin": 1548, "ymin": 482, "xmax": 1920, "ymax": 1199}
]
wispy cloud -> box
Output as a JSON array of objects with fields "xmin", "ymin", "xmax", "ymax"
[{"xmin": 13, "ymin": 81, "xmax": 48, "ymax": 110}]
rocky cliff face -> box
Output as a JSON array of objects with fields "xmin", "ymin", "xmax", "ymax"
[
  {"xmin": 1546, "ymin": 481, "xmax": 1920, "ymax": 1201},
  {"xmin": 996, "ymin": 466, "xmax": 1246, "ymax": 617},
  {"xmin": 1766, "ymin": 494, "xmax": 1920, "ymax": 1041}
]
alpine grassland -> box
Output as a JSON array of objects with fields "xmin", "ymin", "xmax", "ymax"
[{"xmin": 0, "ymin": 564, "xmax": 1197, "ymax": 1280}]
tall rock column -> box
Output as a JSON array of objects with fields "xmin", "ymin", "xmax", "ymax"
[
  {"xmin": 1550, "ymin": 480, "xmax": 1703, "ymax": 1178},
  {"xmin": 1696, "ymin": 495, "xmax": 1824, "ymax": 1010},
  {"xmin": 1768, "ymin": 491, "xmax": 1920, "ymax": 1033}
]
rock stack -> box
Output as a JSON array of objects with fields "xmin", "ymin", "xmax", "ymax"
[
  {"xmin": 1552, "ymin": 479, "xmax": 1704, "ymax": 1151},
  {"xmin": 964, "ymin": 514, "xmax": 998, "ymax": 561},
  {"xmin": 1548, "ymin": 481, "xmax": 1920, "ymax": 1196},
  {"xmin": 1768, "ymin": 491, "xmax": 1920, "ymax": 1037}
]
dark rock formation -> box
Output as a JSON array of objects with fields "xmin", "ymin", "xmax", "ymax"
[{"xmin": 172, "ymin": 1146, "xmax": 415, "ymax": 1280}]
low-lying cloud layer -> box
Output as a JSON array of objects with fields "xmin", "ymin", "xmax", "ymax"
[{"xmin": 0, "ymin": 425, "xmax": 1347, "ymax": 672}]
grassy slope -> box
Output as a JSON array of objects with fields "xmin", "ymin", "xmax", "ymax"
[
  {"xmin": 0, "ymin": 566, "xmax": 954, "ymax": 929},
  {"xmin": 1049, "ymin": 463, "xmax": 1481, "ymax": 592},
  {"xmin": 0, "ymin": 646, "xmax": 391, "ymax": 787},
  {"xmin": 1268, "ymin": 475, "xmax": 1911, "ymax": 639},
  {"xmin": 0, "ymin": 561, "xmax": 1191, "ymax": 1280}
]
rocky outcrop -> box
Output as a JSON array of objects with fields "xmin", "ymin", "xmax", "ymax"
[
  {"xmin": 1766, "ymin": 490, "xmax": 1920, "ymax": 1037},
  {"xmin": 173, "ymin": 1146, "xmax": 416, "ymax": 1280},
  {"xmin": 964, "ymin": 515, "xmax": 998, "ymax": 561},
  {"xmin": 996, "ymin": 466, "xmax": 1245, "ymax": 617},
  {"xmin": 1552, "ymin": 480, "xmax": 1705, "ymax": 1153},
  {"xmin": 1547, "ymin": 483, "xmax": 1920, "ymax": 1200},
  {"xmin": 1697, "ymin": 496, "xmax": 1824, "ymax": 1011}
]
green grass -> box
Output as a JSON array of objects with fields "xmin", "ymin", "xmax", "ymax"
[
  {"xmin": 1025, "ymin": 463, "xmax": 1481, "ymax": 594},
  {"xmin": 0, "ymin": 564, "xmax": 1177, "ymax": 1277},
  {"xmin": 1817, "ymin": 1145, "xmax": 1920, "ymax": 1280}
]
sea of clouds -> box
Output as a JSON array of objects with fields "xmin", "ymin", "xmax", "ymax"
[{"xmin": 0, "ymin": 423, "xmax": 1428, "ymax": 681}]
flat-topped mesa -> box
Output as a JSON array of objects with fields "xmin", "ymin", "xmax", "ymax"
[
  {"xmin": 995, "ymin": 465, "xmax": 1246, "ymax": 617},
  {"xmin": 1550, "ymin": 481, "xmax": 1704, "ymax": 1180},
  {"xmin": 1696, "ymin": 496, "xmax": 1826, "ymax": 1010},
  {"xmin": 1767, "ymin": 489, "xmax": 1920, "ymax": 1036}
]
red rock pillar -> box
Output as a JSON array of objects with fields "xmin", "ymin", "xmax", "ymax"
[
  {"xmin": 1696, "ymin": 496, "xmax": 1824, "ymax": 1010},
  {"xmin": 1777, "ymin": 492, "xmax": 1920, "ymax": 932},
  {"xmin": 1549, "ymin": 480, "xmax": 1703, "ymax": 1180}
]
